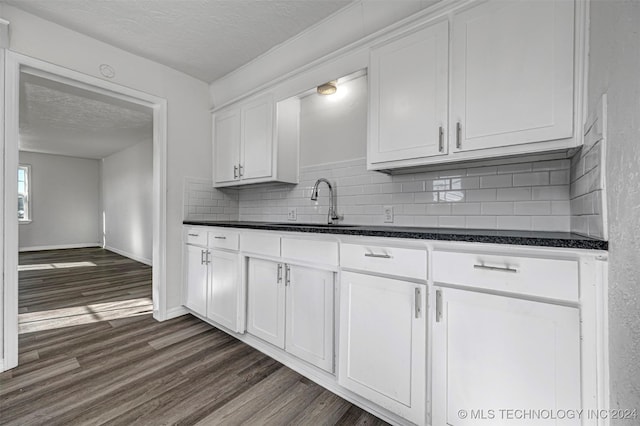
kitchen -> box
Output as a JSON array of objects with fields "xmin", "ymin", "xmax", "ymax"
[{"xmin": 0, "ymin": 1, "xmax": 638, "ymax": 425}]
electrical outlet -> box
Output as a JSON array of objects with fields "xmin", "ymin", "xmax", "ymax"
[
  {"xmin": 383, "ymin": 205, "xmax": 394, "ymax": 223},
  {"xmin": 287, "ymin": 208, "xmax": 297, "ymax": 221}
]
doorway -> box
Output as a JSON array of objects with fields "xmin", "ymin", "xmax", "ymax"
[{"xmin": 3, "ymin": 52, "xmax": 168, "ymax": 371}]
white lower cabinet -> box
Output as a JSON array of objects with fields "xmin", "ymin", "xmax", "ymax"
[
  {"xmin": 339, "ymin": 271, "xmax": 426, "ymax": 425},
  {"xmin": 247, "ymin": 258, "xmax": 335, "ymax": 373},
  {"xmin": 207, "ymin": 249, "xmax": 241, "ymax": 332},
  {"xmin": 183, "ymin": 227, "xmax": 242, "ymax": 332},
  {"xmin": 432, "ymin": 287, "xmax": 581, "ymax": 426},
  {"xmin": 184, "ymin": 244, "xmax": 208, "ymax": 317},
  {"xmin": 246, "ymin": 258, "xmax": 285, "ymax": 347}
]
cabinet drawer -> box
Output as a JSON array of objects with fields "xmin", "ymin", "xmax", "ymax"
[
  {"xmin": 282, "ymin": 238, "xmax": 338, "ymax": 266},
  {"xmin": 241, "ymin": 232, "xmax": 281, "ymax": 257},
  {"xmin": 340, "ymin": 243, "xmax": 427, "ymax": 280},
  {"xmin": 432, "ymin": 251, "xmax": 579, "ymax": 302},
  {"xmin": 208, "ymin": 229, "xmax": 239, "ymax": 251},
  {"xmin": 185, "ymin": 227, "xmax": 207, "ymax": 246}
]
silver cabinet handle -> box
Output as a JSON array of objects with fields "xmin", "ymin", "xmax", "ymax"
[
  {"xmin": 277, "ymin": 263, "xmax": 283, "ymax": 283},
  {"xmin": 200, "ymin": 250, "xmax": 206, "ymax": 265},
  {"xmin": 456, "ymin": 122, "xmax": 462, "ymax": 149},
  {"xmin": 188, "ymin": 233, "xmax": 199, "ymax": 237},
  {"xmin": 364, "ymin": 252, "xmax": 392, "ymax": 259},
  {"xmin": 473, "ymin": 264, "xmax": 518, "ymax": 273},
  {"xmin": 438, "ymin": 126, "xmax": 444, "ymax": 152},
  {"xmin": 206, "ymin": 250, "xmax": 211, "ymax": 265},
  {"xmin": 214, "ymin": 236, "xmax": 226, "ymax": 240},
  {"xmin": 239, "ymin": 164, "xmax": 244, "ymax": 177},
  {"xmin": 414, "ymin": 287, "xmax": 422, "ymax": 319},
  {"xmin": 233, "ymin": 165, "xmax": 238, "ymax": 179},
  {"xmin": 285, "ymin": 264, "xmax": 291, "ymax": 286},
  {"xmin": 436, "ymin": 289, "xmax": 443, "ymax": 323}
]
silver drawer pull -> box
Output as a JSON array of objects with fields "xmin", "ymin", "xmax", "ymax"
[
  {"xmin": 214, "ymin": 236, "xmax": 226, "ymax": 239},
  {"xmin": 364, "ymin": 253, "xmax": 392, "ymax": 259},
  {"xmin": 473, "ymin": 264, "xmax": 518, "ymax": 273},
  {"xmin": 188, "ymin": 233, "xmax": 199, "ymax": 237}
]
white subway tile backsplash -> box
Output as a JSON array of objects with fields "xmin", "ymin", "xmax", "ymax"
[
  {"xmin": 480, "ymin": 174, "xmax": 513, "ymax": 188},
  {"xmin": 532, "ymin": 159, "xmax": 570, "ymax": 171},
  {"xmin": 497, "ymin": 162, "xmax": 533, "ymax": 174},
  {"xmin": 551, "ymin": 201, "xmax": 571, "ymax": 215},
  {"xmin": 497, "ymin": 187, "xmax": 532, "ymax": 201},
  {"xmin": 513, "ymin": 172, "xmax": 550, "ymax": 187},
  {"xmin": 452, "ymin": 202, "xmax": 482, "ymax": 215},
  {"xmin": 466, "ymin": 189, "xmax": 498, "ymax": 202},
  {"xmin": 466, "ymin": 166, "xmax": 498, "ymax": 176},
  {"xmin": 514, "ymin": 201, "xmax": 551, "ymax": 216},
  {"xmin": 497, "ymin": 216, "xmax": 532, "ymax": 231},
  {"xmin": 532, "ymin": 216, "xmax": 571, "ymax": 232},
  {"xmin": 186, "ymin": 156, "xmax": 576, "ymax": 233},
  {"xmin": 401, "ymin": 181, "xmax": 425, "ymax": 193},
  {"xmin": 414, "ymin": 192, "xmax": 439, "ymax": 203},
  {"xmin": 481, "ymin": 202, "xmax": 514, "ymax": 215},
  {"xmin": 550, "ymin": 170, "xmax": 570, "ymax": 185},
  {"xmin": 532, "ymin": 185, "xmax": 570, "ymax": 201},
  {"xmin": 414, "ymin": 216, "xmax": 439, "ymax": 227},
  {"xmin": 439, "ymin": 216, "xmax": 466, "ymax": 228},
  {"xmin": 427, "ymin": 203, "xmax": 452, "ymax": 216},
  {"xmin": 466, "ymin": 216, "xmax": 497, "ymax": 229}
]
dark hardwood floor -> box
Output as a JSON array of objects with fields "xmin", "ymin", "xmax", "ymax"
[{"xmin": 0, "ymin": 248, "xmax": 387, "ymax": 426}]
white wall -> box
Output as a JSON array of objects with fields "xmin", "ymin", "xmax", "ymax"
[
  {"xmin": 299, "ymin": 75, "xmax": 367, "ymax": 167},
  {"xmin": 18, "ymin": 152, "xmax": 101, "ymax": 250},
  {"xmin": 588, "ymin": 0, "xmax": 640, "ymax": 419},
  {"xmin": 101, "ymin": 140, "xmax": 152, "ymax": 265},
  {"xmin": 1, "ymin": 5, "xmax": 212, "ymax": 320}
]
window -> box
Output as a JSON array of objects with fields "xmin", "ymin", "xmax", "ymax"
[{"xmin": 18, "ymin": 165, "xmax": 31, "ymax": 222}]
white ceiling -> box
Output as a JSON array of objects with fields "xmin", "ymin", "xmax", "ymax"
[
  {"xmin": 4, "ymin": 0, "xmax": 354, "ymax": 83},
  {"xmin": 20, "ymin": 72, "xmax": 153, "ymax": 159}
]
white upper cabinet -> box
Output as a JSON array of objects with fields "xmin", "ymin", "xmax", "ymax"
[
  {"xmin": 367, "ymin": 0, "xmax": 581, "ymax": 171},
  {"xmin": 368, "ymin": 20, "xmax": 449, "ymax": 166},
  {"xmin": 213, "ymin": 109, "xmax": 241, "ymax": 184},
  {"xmin": 240, "ymin": 97, "xmax": 273, "ymax": 180},
  {"xmin": 451, "ymin": 0, "xmax": 575, "ymax": 152},
  {"xmin": 213, "ymin": 95, "xmax": 299, "ymax": 187}
]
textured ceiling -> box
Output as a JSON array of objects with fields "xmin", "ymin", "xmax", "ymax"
[
  {"xmin": 20, "ymin": 72, "xmax": 153, "ymax": 159},
  {"xmin": 4, "ymin": 0, "xmax": 354, "ymax": 82}
]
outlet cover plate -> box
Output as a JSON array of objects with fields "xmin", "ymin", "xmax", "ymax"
[
  {"xmin": 288, "ymin": 208, "xmax": 297, "ymax": 221},
  {"xmin": 383, "ymin": 205, "xmax": 394, "ymax": 223}
]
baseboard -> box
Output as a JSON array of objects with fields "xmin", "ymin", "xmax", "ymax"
[
  {"xmin": 104, "ymin": 245, "xmax": 152, "ymax": 266},
  {"xmin": 161, "ymin": 306, "xmax": 189, "ymax": 321},
  {"xmin": 0, "ymin": 358, "xmax": 5, "ymax": 373},
  {"xmin": 19, "ymin": 243, "xmax": 101, "ymax": 252}
]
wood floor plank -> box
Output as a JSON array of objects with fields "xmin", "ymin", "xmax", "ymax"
[{"xmin": 0, "ymin": 248, "xmax": 388, "ymax": 425}]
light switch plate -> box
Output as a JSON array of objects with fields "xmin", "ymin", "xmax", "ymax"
[
  {"xmin": 383, "ymin": 205, "xmax": 394, "ymax": 223},
  {"xmin": 287, "ymin": 208, "xmax": 297, "ymax": 221}
]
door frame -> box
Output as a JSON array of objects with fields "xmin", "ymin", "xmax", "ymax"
[{"xmin": 2, "ymin": 51, "xmax": 168, "ymax": 371}]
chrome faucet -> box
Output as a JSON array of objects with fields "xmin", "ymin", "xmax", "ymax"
[{"xmin": 310, "ymin": 178, "xmax": 341, "ymax": 224}]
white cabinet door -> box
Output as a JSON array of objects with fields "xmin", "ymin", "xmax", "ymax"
[
  {"xmin": 185, "ymin": 244, "xmax": 208, "ymax": 317},
  {"xmin": 286, "ymin": 265, "xmax": 334, "ymax": 372},
  {"xmin": 432, "ymin": 287, "xmax": 581, "ymax": 426},
  {"xmin": 369, "ymin": 20, "xmax": 449, "ymax": 165},
  {"xmin": 246, "ymin": 258, "xmax": 285, "ymax": 348},
  {"xmin": 207, "ymin": 249, "xmax": 240, "ymax": 332},
  {"xmin": 241, "ymin": 97, "xmax": 273, "ymax": 181},
  {"xmin": 339, "ymin": 271, "xmax": 426, "ymax": 424},
  {"xmin": 451, "ymin": 0, "xmax": 574, "ymax": 152},
  {"xmin": 214, "ymin": 109, "xmax": 241, "ymax": 184}
]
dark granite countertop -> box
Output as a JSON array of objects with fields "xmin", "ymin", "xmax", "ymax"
[{"xmin": 183, "ymin": 220, "xmax": 608, "ymax": 250}]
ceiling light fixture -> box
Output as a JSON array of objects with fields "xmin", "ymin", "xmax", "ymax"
[{"xmin": 317, "ymin": 80, "xmax": 337, "ymax": 95}]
